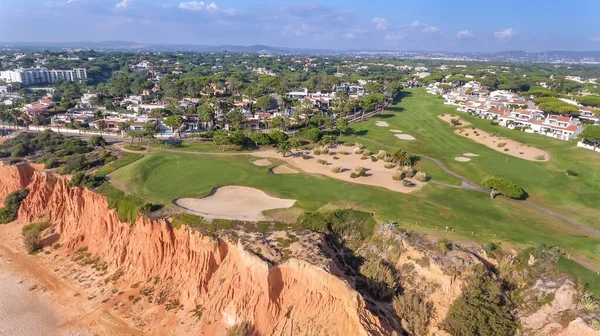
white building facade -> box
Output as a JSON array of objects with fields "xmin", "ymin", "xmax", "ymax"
[{"xmin": 0, "ymin": 67, "xmax": 87, "ymax": 85}]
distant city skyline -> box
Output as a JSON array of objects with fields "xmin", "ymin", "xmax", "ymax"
[{"xmin": 1, "ymin": 0, "xmax": 599, "ymax": 52}]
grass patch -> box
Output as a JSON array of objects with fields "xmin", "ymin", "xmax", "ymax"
[
  {"xmin": 341, "ymin": 89, "xmax": 600, "ymax": 228},
  {"xmin": 96, "ymin": 183, "xmax": 143, "ymax": 223},
  {"xmin": 123, "ymin": 145, "xmax": 146, "ymax": 152},
  {"xmin": 95, "ymin": 153, "xmax": 144, "ymax": 178},
  {"xmin": 556, "ymin": 257, "xmax": 600, "ymax": 296}
]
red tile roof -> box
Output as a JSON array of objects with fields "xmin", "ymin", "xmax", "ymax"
[{"xmin": 551, "ymin": 125, "xmax": 579, "ymax": 132}]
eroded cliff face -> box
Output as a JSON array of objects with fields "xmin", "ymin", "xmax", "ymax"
[
  {"xmin": 4, "ymin": 163, "xmax": 391, "ymax": 336},
  {"xmin": 0, "ymin": 163, "xmax": 34, "ymax": 201}
]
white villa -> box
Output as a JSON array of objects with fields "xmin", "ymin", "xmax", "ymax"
[{"xmin": 439, "ymin": 83, "xmax": 587, "ymax": 141}]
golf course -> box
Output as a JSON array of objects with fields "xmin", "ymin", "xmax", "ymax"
[{"xmin": 109, "ymin": 88, "xmax": 600, "ymax": 292}]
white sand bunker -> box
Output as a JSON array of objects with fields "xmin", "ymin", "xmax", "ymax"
[
  {"xmin": 394, "ymin": 134, "xmax": 416, "ymax": 141},
  {"xmin": 463, "ymin": 153, "xmax": 479, "ymax": 157},
  {"xmin": 253, "ymin": 159, "xmax": 271, "ymax": 167},
  {"xmin": 174, "ymin": 186, "xmax": 296, "ymax": 221},
  {"xmin": 375, "ymin": 121, "xmax": 389, "ymax": 127},
  {"xmin": 455, "ymin": 157, "xmax": 471, "ymax": 162},
  {"xmin": 390, "ymin": 130, "xmax": 403, "ymax": 133},
  {"xmin": 271, "ymin": 165, "xmax": 298, "ymax": 174}
]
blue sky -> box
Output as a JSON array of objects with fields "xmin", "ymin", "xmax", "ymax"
[{"xmin": 0, "ymin": 0, "xmax": 599, "ymax": 52}]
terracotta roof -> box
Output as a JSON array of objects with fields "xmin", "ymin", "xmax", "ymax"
[
  {"xmin": 487, "ymin": 108, "xmax": 507, "ymax": 115},
  {"xmin": 551, "ymin": 125, "xmax": 579, "ymax": 132},
  {"xmin": 547, "ymin": 115, "xmax": 572, "ymax": 122},
  {"xmin": 39, "ymin": 99, "xmax": 55, "ymax": 105}
]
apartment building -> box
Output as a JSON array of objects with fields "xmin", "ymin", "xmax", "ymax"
[{"xmin": 0, "ymin": 67, "xmax": 87, "ymax": 85}]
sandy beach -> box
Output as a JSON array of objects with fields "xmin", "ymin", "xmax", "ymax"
[{"xmin": 0, "ymin": 258, "xmax": 58, "ymax": 336}]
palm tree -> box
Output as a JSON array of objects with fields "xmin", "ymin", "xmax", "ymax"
[
  {"xmin": 277, "ymin": 141, "xmax": 293, "ymax": 157},
  {"xmin": 198, "ymin": 105, "xmax": 215, "ymax": 130},
  {"xmin": 391, "ymin": 149, "xmax": 412, "ymax": 167}
]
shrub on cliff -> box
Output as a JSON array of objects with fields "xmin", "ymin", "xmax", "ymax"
[
  {"xmin": 296, "ymin": 209, "xmax": 376, "ymax": 245},
  {"xmin": 22, "ymin": 222, "xmax": 49, "ymax": 253},
  {"xmin": 443, "ymin": 267, "xmax": 517, "ymax": 336},
  {"xmin": 393, "ymin": 291, "xmax": 434, "ymax": 336},
  {"xmin": 0, "ymin": 189, "xmax": 30, "ymax": 224},
  {"xmin": 69, "ymin": 172, "xmax": 104, "ymax": 189},
  {"xmin": 359, "ymin": 259, "xmax": 398, "ymax": 300},
  {"xmin": 96, "ymin": 183, "xmax": 143, "ymax": 223},
  {"xmin": 226, "ymin": 322, "xmax": 256, "ymax": 336},
  {"xmin": 481, "ymin": 177, "xmax": 526, "ymax": 199}
]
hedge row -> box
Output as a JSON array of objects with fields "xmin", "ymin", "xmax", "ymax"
[{"xmin": 482, "ymin": 177, "xmax": 526, "ymax": 199}]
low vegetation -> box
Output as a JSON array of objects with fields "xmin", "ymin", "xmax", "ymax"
[
  {"xmin": 443, "ymin": 267, "xmax": 517, "ymax": 336},
  {"xmin": 0, "ymin": 189, "xmax": 30, "ymax": 224},
  {"xmin": 393, "ymin": 291, "xmax": 434, "ymax": 336},
  {"xmin": 95, "ymin": 153, "xmax": 144, "ymax": 178},
  {"xmin": 482, "ymin": 177, "xmax": 527, "ymax": 199},
  {"xmin": 0, "ymin": 131, "xmax": 112, "ymax": 175},
  {"xmin": 359, "ymin": 259, "xmax": 397, "ymax": 300},
  {"xmin": 96, "ymin": 183, "xmax": 143, "ymax": 223},
  {"xmin": 22, "ymin": 221, "xmax": 49, "ymax": 253}
]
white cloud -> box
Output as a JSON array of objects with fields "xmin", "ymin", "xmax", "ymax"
[
  {"xmin": 372, "ymin": 17, "xmax": 388, "ymax": 31},
  {"xmin": 456, "ymin": 29, "xmax": 472, "ymax": 39},
  {"xmin": 385, "ymin": 32, "xmax": 405, "ymax": 41},
  {"xmin": 494, "ymin": 28, "xmax": 515, "ymax": 39},
  {"xmin": 115, "ymin": 0, "xmax": 130, "ymax": 9},
  {"xmin": 409, "ymin": 20, "xmax": 421, "ymax": 27},
  {"xmin": 422, "ymin": 26, "xmax": 439, "ymax": 33},
  {"xmin": 590, "ymin": 36, "xmax": 600, "ymax": 42},
  {"xmin": 179, "ymin": 1, "xmax": 219, "ymax": 12}
]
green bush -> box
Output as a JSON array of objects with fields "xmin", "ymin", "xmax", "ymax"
[
  {"xmin": 443, "ymin": 268, "xmax": 516, "ymax": 336},
  {"xmin": 96, "ymin": 183, "xmax": 143, "ymax": 223},
  {"xmin": 297, "ymin": 209, "xmax": 376, "ymax": 244},
  {"xmin": 393, "ymin": 291, "xmax": 433, "ymax": 336},
  {"xmin": 22, "ymin": 222, "xmax": 50, "ymax": 253},
  {"xmin": 360, "ymin": 259, "xmax": 397, "ymax": 300},
  {"xmin": 0, "ymin": 189, "xmax": 30, "ymax": 224},
  {"xmin": 69, "ymin": 172, "xmax": 104, "ymax": 189},
  {"xmin": 482, "ymin": 177, "xmax": 526, "ymax": 199}
]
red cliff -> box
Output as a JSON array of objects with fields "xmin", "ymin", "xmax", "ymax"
[{"xmin": 2, "ymin": 163, "xmax": 390, "ymax": 335}]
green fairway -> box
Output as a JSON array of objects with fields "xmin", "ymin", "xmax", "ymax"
[
  {"xmin": 110, "ymin": 151, "xmax": 600, "ymax": 268},
  {"xmin": 341, "ymin": 89, "xmax": 600, "ymax": 227}
]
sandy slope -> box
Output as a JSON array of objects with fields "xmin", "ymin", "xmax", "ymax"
[
  {"xmin": 253, "ymin": 147, "xmax": 425, "ymax": 193},
  {"xmin": 456, "ymin": 128, "xmax": 550, "ymax": 161}
]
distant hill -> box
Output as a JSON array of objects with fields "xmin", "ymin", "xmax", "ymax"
[{"xmin": 1, "ymin": 41, "xmax": 599, "ymax": 63}]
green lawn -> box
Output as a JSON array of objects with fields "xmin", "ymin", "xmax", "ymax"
[
  {"xmin": 341, "ymin": 89, "xmax": 600, "ymax": 227},
  {"xmin": 110, "ymin": 151, "xmax": 600, "ymax": 269},
  {"xmin": 150, "ymin": 140, "xmax": 256, "ymax": 153}
]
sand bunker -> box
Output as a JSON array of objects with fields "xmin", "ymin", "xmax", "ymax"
[
  {"xmin": 395, "ymin": 134, "xmax": 416, "ymax": 141},
  {"xmin": 463, "ymin": 153, "xmax": 479, "ymax": 157},
  {"xmin": 438, "ymin": 114, "xmax": 471, "ymax": 127},
  {"xmin": 252, "ymin": 150, "xmax": 426, "ymax": 194},
  {"xmin": 271, "ymin": 165, "xmax": 298, "ymax": 174},
  {"xmin": 456, "ymin": 128, "xmax": 550, "ymax": 161},
  {"xmin": 252, "ymin": 159, "xmax": 272, "ymax": 167},
  {"xmin": 174, "ymin": 186, "xmax": 296, "ymax": 221},
  {"xmin": 455, "ymin": 157, "xmax": 471, "ymax": 162},
  {"xmin": 375, "ymin": 121, "xmax": 389, "ymax": 127},
  {"xmin": 390, "ymin": 130, "xmax": 403, "ymax": 133}
]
